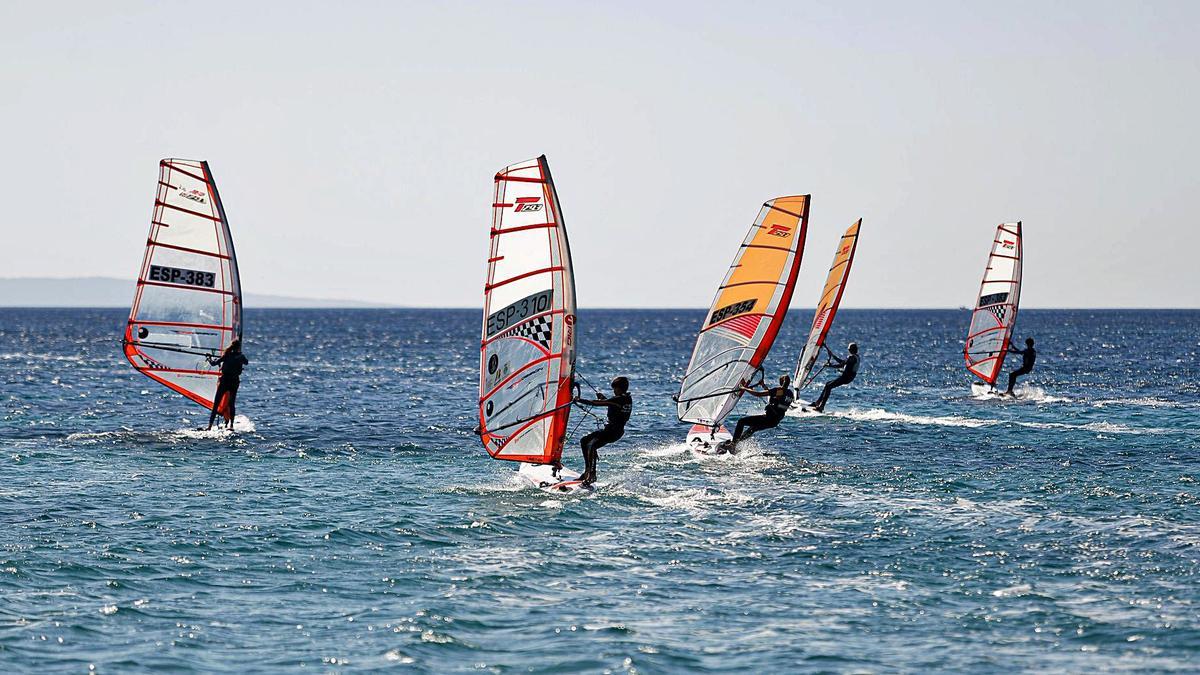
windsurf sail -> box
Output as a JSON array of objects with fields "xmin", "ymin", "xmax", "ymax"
[
  {"xmin": 123, "ymin": 159, "xmax": 242, "ymax": 411},
  {"xmin": 964, "ymin": 222, "xmax": 1022, "ymax": 385},
  {"xmin": 479, "ymin": 156, "xmax": 577, "ymax": 464},
  {"xmin": 676, "ymin": 196, "xmax": 810, "ymax": 427},
  {"xmin": 793, "ymin": 219, "xmax": 861, "ymax": 391}
]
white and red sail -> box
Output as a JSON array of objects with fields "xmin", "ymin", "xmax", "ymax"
[
  {"xmin": 479, "ymin": 156, "xmax": 577, "ymax": 464},
  {"xmin": 965, "ymin": 222, "xmax": 1023, "ymax": 385},
  {"xmin": 124, "ymin": 159, "xmax": 242, "ymax": 411},
  {"xmin": 676, "ymin": 196, "xmax": 810, "ymax": 427},
  {"xmin": 793, "ymin": 219, "xmax": 861, "ymax": 391}
]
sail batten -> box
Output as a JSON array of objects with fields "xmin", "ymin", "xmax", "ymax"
[
  {"xmin": 793, "ymin": 219, "xmax": 861, "ymax": 391},
  {"xmin": 676, "ymin": 195, "xmax": 810, "ymax": 427},
  {"xmin": 479, "ymin": 156, "xmax": 577, "ymax": 465},
  {"xmin": 964, "ymin": 222, "xmax": 1023, "ymax": 385},
  {"xmin": 124, "ymin": 159, "xmax": 242, "ymax": 410}
]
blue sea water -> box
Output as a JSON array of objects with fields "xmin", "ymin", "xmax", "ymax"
[{"xmin": 1, "ymin": 307, "xmax": 1199, "ymax": 673}]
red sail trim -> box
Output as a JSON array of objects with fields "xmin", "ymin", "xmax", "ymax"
[
  {"xmin": 766, "ymin": 203, "xmax": 804, "ymax": 219},
  {"xmin": 129, "ymin": 318, "xmax": 232, "ymax": 331},
  {"xmin": 750, "ymin": 198, "xmax": 810, "ymax": 370},
  {"xmin": 485, "ymin": 265, "xmax": 564, "ymax": 292},
  {"xmin": 130, "ymin": 366, "xmax": 220, "ymax": 376},
  {"xmin": 123, "ymin": 337, "xmax": 215, "ymax": 408},
  {"xmin": 155, "ymin": 200, "xmax": 220, "ymax": 222},
  {"xmin": 495, "ymin": 174, "xmax": 546, "ymax": 184},
  {"xmin": 479, "ymin": 352, "xmax": 561, "ymax": 401},
  {"xmin": 720, "ymin": 279, "xmax": 786, "ymax": 290},
  {"xmin": 162, "ymin": 162, "xmax": 208, "ymax": 184},
  {"xmin": 702, "ymin": 312, "xmax": 768, "ymax": 335},
  {"xmin": 491, "ymin": 222, "xmax": 558, "ymax": 236},
  {"xmin": 148, "ymin": 236, "xmax": 232, "ymax": 260},
  {"xmin": 741, "ymin": 243, "xmax": 794, "ymax": 253},
  {"xmin": 137, "ymin": 279, "xmax": 234, "ymax": 295},
  {"xmin": 814, "ymin": 220, "xmax": 861, "ymax": 351}
]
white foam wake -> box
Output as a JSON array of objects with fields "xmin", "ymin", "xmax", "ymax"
[
  {"xmin": 970, "ymin": 383, "xmax": 1068, "ymax": 403},
  {"xmin": 828, "ymin": 408, "xmax": 998, "ymax": 429}
]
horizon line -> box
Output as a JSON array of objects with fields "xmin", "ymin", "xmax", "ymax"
[{"xmin": 1, "ymin": 305, "xmax": 1197, "ymax": 311}]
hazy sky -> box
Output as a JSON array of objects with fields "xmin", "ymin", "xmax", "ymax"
[{"xmin": 2, "ymin": 1, "xmax": 1197, "ymax": 307}]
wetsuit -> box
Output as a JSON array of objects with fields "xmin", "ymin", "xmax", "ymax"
[
  {"xmin": 209, "ymin": 350, "xmax": 249, "ymax": 428},
  {"xmin": 731, "ymin": 387, "xmax": 795, "ymax": 445},
  {"xmin": 811, "ymin": 352, "xmax": 859, "ymax": 412},
  {"xmin": 579, "ymin": 392, "xmax": 632, "ymax": 485},
  {"xmin": 1006, "ymin": 345, "xmax": 1036, "ymax": 393}
]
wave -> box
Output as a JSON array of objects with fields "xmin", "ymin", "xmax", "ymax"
[
  {"xmin": 969, "ymin": 383, "xmax": 1069, "ymax": 403},
  {"xmin": 823, "ymin": 407, "xmax": 997, "ymax": 428},
  {"xmin": 799, "ymin": 407, "xmax": 1178, "ymax": 436},
  {"xmin": 66, "ymin": 415, "xmax": 256, "ymax": 443}
]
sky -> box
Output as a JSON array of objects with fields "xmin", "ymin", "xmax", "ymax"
[{"xmin": 1, "ymin": 1, "xmax": 1197, "ymax": 308}]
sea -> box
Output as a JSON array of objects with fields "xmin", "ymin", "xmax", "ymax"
[{"xmin": 1, "ymin": 308, "xmax": 1198, "ymax": 673}]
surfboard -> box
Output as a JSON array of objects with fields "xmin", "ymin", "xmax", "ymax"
[
  {"xmin": 686, "ymin": 423, "xmax": 733, "ymax": 451},
  {"xmin": 516, "ymin": 462, "xmax": 591, "ymax": 493},
  {"xmin": 675, "ymin": 196, "xmax": 811, "ymax": 444},
  {"xmin": 793, "ymin": 219, "xmax": 861, "ymax": 395},
  {"xmin": 965, "ymin": 222, "xmax": 1022, "ymax": 388},
  {"xmin": 123, "ymin": 159, "xmax": 242, "ymax": 420},
  {"xmin": 478, "ymin": 156, "xmax": 585, "ymax": 486}
]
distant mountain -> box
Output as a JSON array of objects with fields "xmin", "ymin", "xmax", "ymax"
[{"xmin": 0, "ymin": 277, "xmax": 391, "ymax": 308}]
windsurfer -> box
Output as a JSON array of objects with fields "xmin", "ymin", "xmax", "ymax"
[
  {"xmin": 722, "ymin": 374, "xmax": 795, "ymax": 452},
  {"xmin": 809, "ymin": 342, "xmax": 859, "ymax": 412},
  {"xmin": 206, "ymin": 339, "xmax": 248, "ymax": 430},
  {"xmin": 573, "ymin": 377, "xmax": 632, "ymax": 486},
  {"xmin": 1004, "ymin": 338, "xmax": 1036, "ymax": 395}
]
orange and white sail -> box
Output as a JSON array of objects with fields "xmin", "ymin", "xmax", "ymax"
[
  {"xmin": 479, "ymin": 156, "xmax": 577, "ymax": 464},
  {"xmin": 793, "ymin": 219, "xmax": 861, "ymax": 390},
  {"xmin": 965, "ymin": 222, "xmax": 1023, "ymax": 385},
  {"xmin": 676, "ymin": 196, "xmax": 810, "ymax": 427},
  {"xmin": 124, "ymin": 159, "xmax": 242, "ymax": 410}
]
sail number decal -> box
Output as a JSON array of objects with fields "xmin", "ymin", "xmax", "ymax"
[
  {"xmin": 710, "ymin": 299, "xmax": 756, "ymax": 325},
  {"xmin": 978, "ymin": 292, "xmax": 1008, "ymax": 308},
  {"xmin": 149, "ymin": 264, "xmax": 217, "ymax": 288},
  {"xmin": 487, "ymin": 289, "xmax": 554, "ymax": 336}
]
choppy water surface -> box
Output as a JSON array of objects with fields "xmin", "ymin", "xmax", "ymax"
[{"xmin": 2, "ymin": 308, "xmax": 1199, "ymax": 672}]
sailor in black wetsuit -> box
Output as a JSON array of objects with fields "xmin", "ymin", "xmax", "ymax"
[
  {"xmin": 1005, "ymin": 338, "xmax": 1036, "ymax": 396},
  {"xmin": 206, "ymin": 339, "xmax": 248, "ymax": 430},
  {"xmin": 809, "ymin": 342, "xmax": 859, "ymax": 412},
  {"xmin": 573, "ymin": 377, "xmax": 632, "ymax": 486},
  {"xmin": 723, "ymin": 374, "xmax": 795, "ymax": 453}
]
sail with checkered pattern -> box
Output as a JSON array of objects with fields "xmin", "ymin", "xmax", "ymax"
[
  {"xmin": 965, "ymin": 222, "xmax": 1023, "ymax": 385},
  {"xmin": 676, "ymin": 196, "xmax": 810, "ymax": 426},
  {"xmin": 478, "ymin": 156, "xmax": 577, "ymax": 464}
]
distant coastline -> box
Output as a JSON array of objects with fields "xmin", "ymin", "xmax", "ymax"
[{"xmin": 0, "ymin": 277, "xmax": 393, "ymax": 309}]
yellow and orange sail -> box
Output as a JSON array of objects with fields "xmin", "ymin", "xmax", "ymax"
[
  {"xmin": 676, "ymin": 196, "xmax": 810, "ymax": 426},
  {"xmin": 793, "ymin": 219, "xmax": 861, "ymax": 390}
]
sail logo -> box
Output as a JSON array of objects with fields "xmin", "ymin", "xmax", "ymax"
[
  {"xmin": 766, "ymin": 224, "xmax": 791, "ymax": 237},
  {"xmin": 178, "ymin": 188, "xmax": 208, "ymax": 204},
  {"xmin": 1001, "ymin": 239, "xmax": 1015, "ymax": 249},
  {"xmin": 840, "ymin": 244, "xmax": 851, "ymax": 254},
  {"xmin": 514, "ymin": 197, "xmax": 543, "ymax": 213}
]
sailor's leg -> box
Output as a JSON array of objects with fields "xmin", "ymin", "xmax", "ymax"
[
  {"xmin": 226, "ymin": 386, "xmax": 238, "ymax": 428},
  {"xmin": 579, "ymin": 431, "xmax": 601, "ymax": 482},
  {"xmin": 812, "ymin": 381, "xmax": 835, "ymax": 411},
  {"xmin": 208, "ymin": 381, "xmax": 227, "ymax": 430}
]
